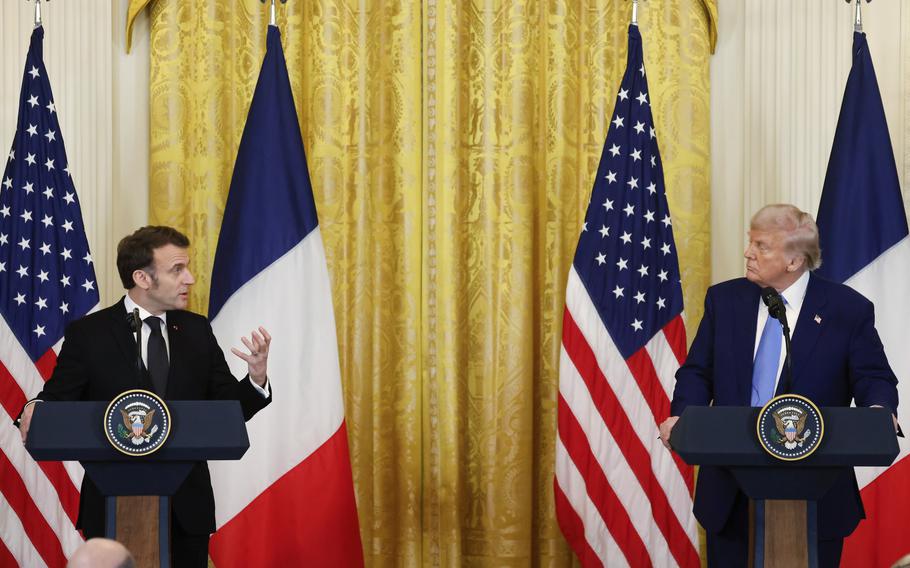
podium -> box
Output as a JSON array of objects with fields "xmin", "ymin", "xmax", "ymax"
[
  {"xmin": 26, "ymin": 400, "xmax": 250, "ymax": 567},
  {"xmin": 670, "ymin": 406, "xmax": 898, "ymax": 568}
]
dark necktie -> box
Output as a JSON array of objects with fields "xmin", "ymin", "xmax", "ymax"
[{"xmin": 145, "ymin": 316, "xmax": 169, "ymax": 395}]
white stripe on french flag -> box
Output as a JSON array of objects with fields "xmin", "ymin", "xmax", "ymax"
[{"xmin": 209, "ymin": 228, "xmax": 345, "ymax": 525}]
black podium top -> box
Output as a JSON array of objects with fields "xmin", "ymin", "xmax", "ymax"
[
  {"xmin": 670, "ymin": 405, "xmax": 899, "ymax": 500},
  {"xmin": 670, "ymin": 406, "xmax": 898, "ymax": 468},
  {"xmin": 26, "ymin": 400, "xmax": 250, "ymax": 462}
]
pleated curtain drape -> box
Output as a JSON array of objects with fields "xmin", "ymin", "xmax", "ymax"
[{"xmin": 128, "ymin": 0, "xmax": 716, "ymax": 564}]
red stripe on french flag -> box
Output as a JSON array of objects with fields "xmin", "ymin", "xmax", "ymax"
[{"xmin": 209, "ymin": 422, "xmax": 362, "ymax": 567}]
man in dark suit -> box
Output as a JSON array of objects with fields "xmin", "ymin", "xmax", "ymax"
[
  {"xmin": 659, "ymin": 204, "xmax": 899, "ymax": 568},
  {"xmin": 17, "ymin": 226, "xmax": 272, "ymax": 567}
]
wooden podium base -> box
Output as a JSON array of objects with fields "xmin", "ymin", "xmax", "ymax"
[
  {"xmin": 750, "ymin": 499, "xmax": 815, "ymax": 568},
  {"xmin": 106, "ymin": 495, "xmax": 170, "ymax": 568},
  {"xmin": 116, "ymin": 496, "xmax": 160, "ymax": 567}
]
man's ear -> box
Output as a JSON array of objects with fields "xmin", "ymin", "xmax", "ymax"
[
  {"xmin": 787, "ymin": 254, "xmax": 806, "ymax": 273},
  {"xmin": 132, "ymin": 269, "xmax": 150, "ymax": 290}
]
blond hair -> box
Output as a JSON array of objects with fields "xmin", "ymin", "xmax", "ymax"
[{"xmin": 750, "ymin": 204, "xmax": 822, "ymax": 270}]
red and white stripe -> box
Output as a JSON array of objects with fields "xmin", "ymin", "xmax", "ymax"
[
  {"xmin": 842, "ymin": 236, "xmax": 910, "ymax": 567},
  {"xmin": 555, "ymin": 267, "xmax": 698, "ymax": 567},
  {"xmin": 0, "ymin": 310, "xmax": 91, "ymax": 567}
]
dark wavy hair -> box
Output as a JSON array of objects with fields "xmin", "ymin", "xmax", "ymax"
[{"xmin": 116, "ymin": 226, "xmax": 190, "ymax": 289}]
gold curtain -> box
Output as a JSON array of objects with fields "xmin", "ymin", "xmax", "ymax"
[{"xmin": 135, "ymin": 0, "xmax": 716, "ymax": 565}]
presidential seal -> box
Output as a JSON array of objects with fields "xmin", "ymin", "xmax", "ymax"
[
  {"xmin": 756, "ymin": 394, "xmax": 824, "ymax": 461},
  {"xmin": 103, "ymin": 390, "xmax": 171, "ymax": 456}
]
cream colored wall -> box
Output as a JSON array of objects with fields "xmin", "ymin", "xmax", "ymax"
[
  {"xmin": 0, "ymin": 1, "xmax": 149, "ymax": 307},
  {"xmin": 711, "ymin": 1, "xmax": 910, "ymax": 283}
]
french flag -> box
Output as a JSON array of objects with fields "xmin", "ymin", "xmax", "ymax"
[
  {"xmin": 205, "ymin": 24, "xmax": 363, "ymax": 566},
  {"xmin": 816, "ymin": 30, "xmax": 910, "ymax": 568}
]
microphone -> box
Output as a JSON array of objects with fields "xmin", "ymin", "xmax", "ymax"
[
  {"xmin": 760, "ymin": 287, "xmax": 788, "ymax": 329},
  {"xmin": 127, "ymin": 308, "xmax": 141, "ymax": 333},
  {"xmin": 760, "ymin": 286, "xmax": 793, "ymax": 395}
]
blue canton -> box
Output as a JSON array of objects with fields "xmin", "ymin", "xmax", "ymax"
[
  {"xmin": 0, "ymin": 27, "xmax": 99, "ymax": 361},
  {"xmin": 572, "ymin": 25, "xmax": 684, "ymax": 359}
]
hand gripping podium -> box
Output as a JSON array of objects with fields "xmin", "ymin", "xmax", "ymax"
[
  {"xmin": 26, "ymin": 400, "xmax": 250, "ymax": 567},
  {"xmin": 670, "ymin": 406, "xmax": 898, "ymax": 568}
]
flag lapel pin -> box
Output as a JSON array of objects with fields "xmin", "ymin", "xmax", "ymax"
[{"xmin": 814, "ymin": 314, "xmax": 822, "ymax": 324}]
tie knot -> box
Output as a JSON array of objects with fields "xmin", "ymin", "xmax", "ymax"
[{"xmin": 144, "ymin": 316, "xmax": 163, "ymax": 334}]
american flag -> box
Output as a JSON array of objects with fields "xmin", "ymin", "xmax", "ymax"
[
  {"xmin": 554, "ymin": 25, "xmax": 699, "ymax": 567},
  {"xmin": 0, "ymin": 26, "xmax": 99, "ymax": 567}
]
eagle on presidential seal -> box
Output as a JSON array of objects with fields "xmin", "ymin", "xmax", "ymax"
[
  {"xmin": 120, "ymin": 408, "xmax": 157, "ymax": 445},
  {"xmin": 772, "ymin": 407, "xmax": 812, "ymax": 450}
]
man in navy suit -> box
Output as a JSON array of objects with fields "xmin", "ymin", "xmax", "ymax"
[
  {"xmin": 17, "ymin": 226, "xmax": 273, "ymax": 567},
  {"xmin": 659, "ymin": 204, "xmax": 899, "ymax": 567}
]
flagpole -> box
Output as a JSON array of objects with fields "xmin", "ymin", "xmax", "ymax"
[
  {"xmin": 33, "ymin": 0, "xmax": 42, "ymax": 28},
  {"xmin": 260, "ymin": 0, "xmax": 288, "ymax": 27},
  {"xmin": 631, "ymin": 0, "xmax": 639, "ymax": 26},
  {"xmin": 854, "ymin": 0, "xmax": 863, "ymax": 33}
]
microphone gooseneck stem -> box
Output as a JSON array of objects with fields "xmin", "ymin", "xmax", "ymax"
[{"xmin": 133, "ymin": 308, "xmax": 143, "ymax": 376}]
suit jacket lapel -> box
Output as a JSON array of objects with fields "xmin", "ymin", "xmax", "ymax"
[
  {"xmin": 784, "ymin": 273, "xmax": 828, "ymax": 393},
  {"xmin": 164, "ymin": 311, "xmax": 186, "ymax": 398},
  {"xmin": 107, "ymin": 298, "xmax": 138, "ymax": 365},
  {"xmin": 735, "ymin": 283, "xmax": 761, "ymax": 404}
]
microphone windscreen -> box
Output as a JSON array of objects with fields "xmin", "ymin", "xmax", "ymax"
[
  {"xmin": 760, "ymin": 286, "xmax": 778, "ymax": 307},
  {"xmin": 127, "ymin": 308, "xmax": 141, "ymax": 332}
]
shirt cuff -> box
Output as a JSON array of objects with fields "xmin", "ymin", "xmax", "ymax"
[{"xmin": 250, "ymin": 378, "xmax": 270, "ymax": 398}]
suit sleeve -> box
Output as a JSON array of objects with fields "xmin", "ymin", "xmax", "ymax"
[
  {"xmin": 34, "ymin": 322, "xmax": 91, "ymax": 402},
  {"xmin": 13, "ymin": 323, "xmax": 91, "ymax": 424},
  {"xmin": 670, "ymin": 287, "xmax": 716, "ymax": 416},
  {"xmin": 848, "ymin": 300, "xmax": 899, "ymax": 415},
  {"xmin": 202, "ymin": 321, "xmax": 271, "ymax": 421}
]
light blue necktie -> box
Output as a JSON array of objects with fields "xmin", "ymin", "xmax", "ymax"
[{"xmin": 751, "ymin": 311, "xmax": 783, "ymax": 406}]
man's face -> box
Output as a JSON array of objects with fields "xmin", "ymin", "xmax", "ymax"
[
  {"xmin": 140, "ymin": 244, "xmax": 194, "ymax": 313},
  {"xmin": 744, "ymin": 228, "xmax": 801, "ymax": 290}
]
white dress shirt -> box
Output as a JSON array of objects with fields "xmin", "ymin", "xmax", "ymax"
[
  {"xmin": 124, "ymin": 293, "xmax": 170, "ymax": 369},
  {"xmin": 752, "ymin": 270, "xmax": 810, "ymax": 395}
]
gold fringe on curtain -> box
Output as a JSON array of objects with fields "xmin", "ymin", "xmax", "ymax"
[{"xmin": 130, "ymin": 0, "xmax": 715, "ymax": 564}]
